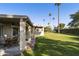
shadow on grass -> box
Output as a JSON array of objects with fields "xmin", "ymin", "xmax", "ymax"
[
  {"xmin": 24, "ymin": 36, "xmax": 79, "ymax": 56},
  {"xmin": 69, "ymin": 37, "xmax": 79, "ymax": 41},
  {"xmin": 60, "ymin": 33, "xmax": 79, "ymax": 37}
]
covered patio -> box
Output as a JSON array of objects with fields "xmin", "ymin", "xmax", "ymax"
[{"xmin": 0, "ymin": 14, "xmax": 34, "ymax": 56}]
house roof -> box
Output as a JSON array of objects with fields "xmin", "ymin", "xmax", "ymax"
[
  {"xmin": 34, "ymin": 25, "xmax": 44, "ymax": 28},
  {"xmin": 0, "ymin": 14, "xmax": 33, "ymax": 26},
  {"xmin": 0, "ymin": 14, "xmax": 28, "ymax": 18}
]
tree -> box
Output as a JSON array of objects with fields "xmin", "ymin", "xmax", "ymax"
[
  {"xmin": 55, "ymin": 3, "xmax": 61, "ymax": 33},
  {"xmin": 48, "ymin": 12, "xmax": 52, "ymax": 27},
  {"xmin": 58, "ymin": 23, "xmax": 65, "ymax": 30},
  {"xmin": 68, "ymin": 11, "xmax": 79, "ymax": 28},
  {"xmin": 54, "ymin": 23, "xmax": 65, "ymax": 33},
  {"xmin": 43, "ymin": 19, "xmax": 45, "ymax": 26},
  {"xmin": 44, "ymin": 26, "xmax": 52, "ymax": 32},
  {"xmin": 49, "ymin": 12, "xmax": 52, "ymax": 16}
]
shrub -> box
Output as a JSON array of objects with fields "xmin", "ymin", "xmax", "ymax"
[
  {"xmin": 60, "ymin": 28, "xmax": 79, "ymax": 35},
  {"xmin": 44, "ymin": 26, "xmax": 52, "ymax": 32}
]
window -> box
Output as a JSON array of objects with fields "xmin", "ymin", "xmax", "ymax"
[{"xmin": 13, "ymin": 28, "xmax": 18, "ymax": 36}]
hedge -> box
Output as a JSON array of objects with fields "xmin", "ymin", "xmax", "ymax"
[{"xmin": 55, "ymin": 28, "xmax": 79, "ymax": 35}]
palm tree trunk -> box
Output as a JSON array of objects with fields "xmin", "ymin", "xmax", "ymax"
[{"xmin": 58, "ymin": 5, "xmax": 60, "ymax": 33}]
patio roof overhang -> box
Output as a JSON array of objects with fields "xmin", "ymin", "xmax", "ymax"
[
  {"xmin": 0, "ymin": 14, "xmax": 33, "ymax": 26},
  {"xmin": 34, "ymin": 26, "xmax": 44, "ymax": 28}
]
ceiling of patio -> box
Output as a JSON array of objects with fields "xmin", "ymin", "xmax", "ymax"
[
  {"xmin": 0, "ymin": 18, "xmax": 20, "ymax": 25},
  {"xmin": 0, "ymin": 14, "xmax": 33, "ymax": 26}
]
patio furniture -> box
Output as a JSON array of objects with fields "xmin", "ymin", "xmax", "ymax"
[
  {"xmin": 12, "ymin": 36, "xmax": 19, "ymax": 44},
  {"xmin": 0, "ymin": 36, "xmax": 5, "ymax": 45},
  {"xmin": 5, "ymin": 37, "xmax": 12, "ymax": 47}
]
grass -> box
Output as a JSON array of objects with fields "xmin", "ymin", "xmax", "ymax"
[
  {"xmin": 24, "ymin": 32, "xmax": 79, "ymax": 56},
  {"xmin": 45, "ymin": 32, "xmax": 79, "ymax": 43}
]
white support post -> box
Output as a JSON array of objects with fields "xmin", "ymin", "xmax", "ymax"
[
  {"xmin": 41, "ymin": 27, "xmax": 44, "ymax": 36},
  {"xmin": 30, "ymin": 27, "xmax": 35, "ymax": 37},
  {"xmin": 28, "ymin": 26, "xmax": 31, "ymax": 43},
  {"xmin": 19, "ymin": 18, "xmax": 26, "ymax": 52}
]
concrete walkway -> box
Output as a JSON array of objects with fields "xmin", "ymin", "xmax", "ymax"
[{"xmin": 0, "ymin": 46, "xmax": 21, "ymax": 56}]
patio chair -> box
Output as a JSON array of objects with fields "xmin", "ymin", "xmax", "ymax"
[
  {"xmin": 5, "ymin": 37, "xmax": 12, "ymax": 47},
  {"xmin": 0, "ymin": 36, "xmax": 5, "ymax": 45},
  {"xmin": 12, "ymin": 35, "xmax": 19, "ymax": 44}
]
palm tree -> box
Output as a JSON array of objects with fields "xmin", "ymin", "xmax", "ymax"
[
  {"xmin": 43, "ymin": 19, "xmax": 45, "ymax": 27},
  {"xmin": 55, "ymin": 3, "xmax": 61, "ymax": 33},
  {"xmin": 48, "ymin": 12, "xmax": 52, "ymax": 27},
  {"xmin": 52, "ymin": 17, "xmax": 55, "ymax": 29}
]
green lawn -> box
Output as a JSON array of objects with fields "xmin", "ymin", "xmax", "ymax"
[{"xmin": 24, "ymin": 32, "xmax": 79, "ymax": 56}]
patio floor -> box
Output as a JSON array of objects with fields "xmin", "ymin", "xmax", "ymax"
[{"xmin": 0, "ymin": 46, "xmax": 21, "ymax": 56}]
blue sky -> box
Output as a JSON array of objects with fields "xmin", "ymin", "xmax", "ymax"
[{"xmin": 0, "ymin": 3, "xmax": 79, "ymax": 27}]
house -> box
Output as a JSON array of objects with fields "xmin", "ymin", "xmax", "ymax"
[
  {"xmin": 34, "ymin": 25, "xmax": 44, "ymax": 36},
  {"xmin": 0, "ymin": 14, "xmax": 34, "ymax": 56}
]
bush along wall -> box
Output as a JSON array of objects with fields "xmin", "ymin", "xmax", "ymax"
[{"xmin": 60, "ymin": 28, "xmax": 79, "ymax": 35}]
